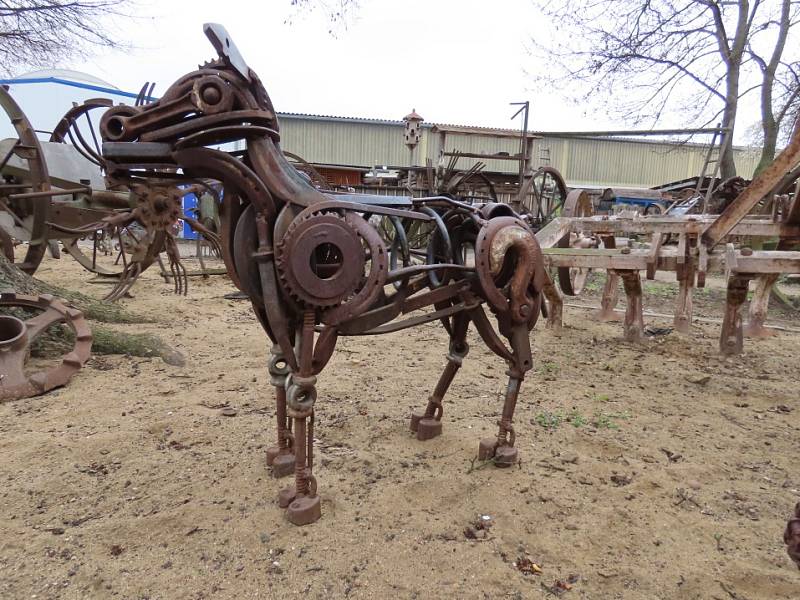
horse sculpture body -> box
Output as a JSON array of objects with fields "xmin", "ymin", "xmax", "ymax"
[{"xmin": 101, "ymin": 24, "xmax": 550, "ymax": 525}]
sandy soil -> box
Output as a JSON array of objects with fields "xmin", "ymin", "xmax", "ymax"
[{"xmin": 1, "ymin": 256, "xmax": 798, "ymax": 600}]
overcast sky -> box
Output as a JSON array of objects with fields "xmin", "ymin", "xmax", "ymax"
[{"xmin": 61, "ymin": 0, "xmax": 760, "ymax": 139}]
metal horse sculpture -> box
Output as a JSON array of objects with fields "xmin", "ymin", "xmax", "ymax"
[{"xmin": 100, "ymin": 24, "xmax": 549, "ymax": 525}]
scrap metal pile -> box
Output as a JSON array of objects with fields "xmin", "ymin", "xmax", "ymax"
[
  {"xmin": 94, "ymin": 24, "xmax": 567, "ymax": 526},
  {"xmin": 0, "ymin": 293, "xmax": 91, "ymax": 402}
]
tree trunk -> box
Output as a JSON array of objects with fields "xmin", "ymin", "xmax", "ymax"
[
  {"xmin": 753, "ymin": 0, "xmax": 792, "ymax": 177},
  {"xmin": 720, "ymin": 96, "xmax": 738, "ymax": 180},
  {"xmin": 755, "ymin": 121, "xmax": 779, "ymax": 176}
]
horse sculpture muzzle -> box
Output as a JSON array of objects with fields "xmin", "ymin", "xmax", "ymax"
[{"xmin": 100, "ymin": 23, "xmax": 550, "ymax": 525}]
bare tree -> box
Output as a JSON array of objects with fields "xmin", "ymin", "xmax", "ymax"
[
  {"xmin": 0, "ymin": 1, "xmax": 132, "ymax": 76},
  {"xmin": 533, "ymin": 0, "xmax": 800, "ymax": 179},
  {"xmin": 748, "ymin": 1, "xmax": 800, "ymax": 173},
  {"xmin": 285, "ymin": 0, "xmax": 359, "ymax": 35}
]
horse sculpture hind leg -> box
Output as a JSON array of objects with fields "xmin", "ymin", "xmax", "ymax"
[{"xmin": 410, "ymin": 312, "xmax": 470, "ymax": 441}]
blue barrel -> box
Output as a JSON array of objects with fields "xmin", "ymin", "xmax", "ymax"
[{"xmin": 181, "ymin": 190, "xmax": 198, "ymax": 240}]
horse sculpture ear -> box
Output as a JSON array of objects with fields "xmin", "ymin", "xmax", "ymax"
[{"xmin": 203, "ymin": 23, "xmax": 251, "ymax": 82}]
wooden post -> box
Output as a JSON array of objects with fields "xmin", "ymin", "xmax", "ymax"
[
  {"xmin": 673, "ymin": 264, "xmax": 695, "ymax": 333},
  {"xmin": 720, "ymin": 275, "xmax": 751, "ymax": 355},
  {"xmin": 595, "ymin": 272, "xmax": 621, "ymax": 322},
  {"xmin": 617, "ymin": 270, "xmax": 644, "ymax": 342},
  {"xmin": 743, "ymin": 273, "xmax": 779, "ymax": 338},
  {"xmin": 541, "ymin": 274, "xmax": 563, "ymax": 332}
]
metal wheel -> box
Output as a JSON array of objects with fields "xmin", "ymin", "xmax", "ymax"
[
  {"xmin": 285, "ymin": 152, "xmax": 331, "ymax": 190},
  {"xmin": 49, "ymin": 98, "xmax": 112, "ymax": 168},
  {"xmin": 527, "ymin": 166, "xmax": 567, "ymax": 225},
  {"xmin": 60, "ymin": 223, "xmax": 155, "ymax": 278},
  {"xmin": 49, "ymin": 100, "xmax": 168, "ymax": 280},
  {"xmin": 0, "ymin": 86, "xmax": 52, "ymax": 274},
  {"xmin": 0, "ymin": 292, "xmax": 92, "ymax": 402}
]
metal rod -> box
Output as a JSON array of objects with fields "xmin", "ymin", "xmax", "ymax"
[
  {"xmin": 9, "ymin": 187, "xmax": 90, "ymax": 200},
  {"xmin": 533, "ymin": 127, "xmax": 729, "ymax": 138}
]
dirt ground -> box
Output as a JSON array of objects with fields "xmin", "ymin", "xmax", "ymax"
[{"xmin": 1, "ymin": 255, "xmax": 799, "ymax": 600}]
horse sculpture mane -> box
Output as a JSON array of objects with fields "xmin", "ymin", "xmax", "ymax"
[{"xmin": 100, "ymin": 23, "xmax": 552, "ymax": 526}]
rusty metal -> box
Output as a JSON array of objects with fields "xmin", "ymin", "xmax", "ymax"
[
  {"xmin": 702, "ymin": 117, "xmax": 800, "ymax": 248},
  {"xmin": 0, "ymin": 89, "xmax": 225, "ymax": 299},
  {"xmin": 0, "ymin": 86, "xmax": 52, "ymax": 274},
  {"xmin": 99, "ymin": 23, "xmax": 553, "ymax": 526},
  {"xmin": 0, "ymin": 293, "xmax": 92, "ymax": 402}
]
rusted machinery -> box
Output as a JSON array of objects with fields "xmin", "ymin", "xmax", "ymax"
[
  {"xmin": 0, "ymin": 293, "xmax": 91, "ymax": 402},
  {"xmin": 0, "ymin": 89, "xmax": 221, "ymax": 299},
  {"xmin": 535, "ymin": 127, "xmax": 800, "ymax": 355},
  {"xmin": 97, "ymin": 23, "xmax": 566, "ymax": 526}
]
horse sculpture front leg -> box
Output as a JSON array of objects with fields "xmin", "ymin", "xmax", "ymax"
[
  {"xmin": 266, "ymin": 345, "xmax": 294, "ymax": 478},
  {"xmin": 277, "ymin": 313, "xmax": 323, "ymax": 525}
]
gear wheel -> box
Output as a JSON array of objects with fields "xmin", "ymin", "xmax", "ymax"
[
  {"xmin": 0, "ymin": 293, "xmax": 92, "ymax": 402},
  {"xmin": 135, "ymin": 186, "xmax": 183, "ymax": 232},
  {"xmin": 275, "ymin": 210, "xmax": 365, "ymax": 308}
]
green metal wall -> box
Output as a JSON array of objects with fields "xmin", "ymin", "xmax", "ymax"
[{"xmin": 277, "ymin": 113, "xmax": 761, "ymax": 188}]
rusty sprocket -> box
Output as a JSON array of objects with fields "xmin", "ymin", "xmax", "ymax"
[{"xmin": 0, "ymin": 293, "xmax": 92, "ymax": 402}]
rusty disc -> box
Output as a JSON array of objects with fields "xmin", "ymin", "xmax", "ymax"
[
  {"xmin": 276, "ymin": 212, "xmax": 365, "ymax": 307},
  {"xmin": 0, "ymin": 293, "xmax": 92, "ymax": 403}
]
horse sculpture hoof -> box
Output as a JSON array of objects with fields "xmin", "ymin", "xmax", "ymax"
[
  {"xmin": 409, "ymin": 411, "xmax": 424, "ymax": 432},
  {"xmin": 416, "ymin": 417, "xmax": 442, "ymax": 441},
  {"xmin": 785, "ymin": 502, "xmax": 800, "ymax": 569},
  {"xmin": 266, "ymin": 446, "xmax": 280, "ymax": 465},
  {"xmin": 271, "ymin": 453, "xmax": 296, "ymax": 478},
  {"xmin": 287, "ymin": 495, "xmax": 321, "ymax": 526},
  {"xmin": 494, "ymin": 445, "xmax": 518, "ymax": 468},
  {"xmin": 278, "ymin": 487, "xmax": 296, "ymax": 508},
  {"xmin": 478, "ymin": 438, "xmax": 497, "ymax": 461}
]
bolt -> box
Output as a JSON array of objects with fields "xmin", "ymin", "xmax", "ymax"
[{"xmin": 202, "ymin": 85, "xmax": 222, "ymax": 105}]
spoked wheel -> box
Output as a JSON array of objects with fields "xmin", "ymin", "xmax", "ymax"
[
  {"xmin": 49, "ymin": 98, "xmax": 112, "ymax": 168},
  {"xmin": 285, "ymin": 152, "xmax": 331, "ymax": 191},
  {"xmin": 528, "ymin": 166, "xmax": 568, "ymax": 225},
  {"xmin": 557, "ymin": 189, "xmax": 597, "ymax": 296},
  {"xmin": 49, "ymin": 99, "xmax": 169, "ymax": 284},
  {"xmin": 60, "ymin": 223, "xmax": 156, "ymax": 278},
  {"xmin": 0, "ymin": 86, "xmax": 52, "ymax": 274}
]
